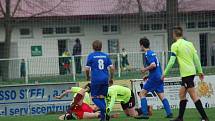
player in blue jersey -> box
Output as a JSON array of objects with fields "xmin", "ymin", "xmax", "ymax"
[
  {"xmin": 85, "ymin": 40, "xmax": 115, "ymax": 121},
  {"xmin": 135, "ymin": 37, "xmax": 173, "ymax": 119}
]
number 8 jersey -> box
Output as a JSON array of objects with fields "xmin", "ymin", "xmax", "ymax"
[{"xmin": 86, "ymin": 51, "xmax": 113, "ymax": 84}]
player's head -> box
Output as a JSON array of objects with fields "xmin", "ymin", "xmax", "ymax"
[
  {"xmin": 92, "ymin": 40, "xmax": 102, "ymax": 51},
  {"xmin": 83, "ymin": 83, "xmax": 91, "ymax": 93},
  {"xmin": 109, "ymin": 79, "xmax": 114, "ymax": 86},
  {"xmin": 139, "ymin": 37, "xmax": 150, "ymax": 51},
  {"xmin": 75, "ymin": 38, "xmax": 80, "ymax": 43},
  {"xmin": 173, "ymin": 26, "xmax": 183, "ymax": 41}
]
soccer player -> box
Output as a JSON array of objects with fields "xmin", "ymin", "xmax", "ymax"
[
  {"xmin": 136, "ymin": 37, "xmax": 173, "ymax": 119},
  {"xmin": 106, "ymin": 80, "xmax": 153, "ymax": 117},
  {"xmin": 164, "ymin": 26, "xmax": 209, "ymax": 121},
  {"xmin": 85, "ymin": 40, "xmax": 115, "ymax": 121},
  {"xmin": 55, "ymin": 84, "xmax": 91, "ymax": 105},
  {"xmin": 56, "ymin": 84, "xmax": 119, "ymax": 120}
]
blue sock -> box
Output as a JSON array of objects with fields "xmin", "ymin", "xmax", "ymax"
[
  {"xmin": 92, "ymin": 98, "xmax": 106, "ymax": 120},
  {"xmin": 141, "ymin": 97, "xmax": 148, "ymax": 116},
  {"xmin": 162, "ymin": 98, "xmax": 172, "ymax": 116}
]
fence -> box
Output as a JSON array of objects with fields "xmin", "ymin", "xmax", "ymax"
[{"xmin": 0, "ymin": 51, "xmax": 215, "ymax": 85}]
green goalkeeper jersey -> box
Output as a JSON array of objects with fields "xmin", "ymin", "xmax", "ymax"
[
  {"xmin": 71, "ymin": 87, "xmax": 91, "ymax": 105},
  {"xmin": 164, "ymin": 38, "xmax": 202, "ymax": 77},
  {"xmin": 106, "ymin": 85, "xmax": 131, "ymax": 112}
]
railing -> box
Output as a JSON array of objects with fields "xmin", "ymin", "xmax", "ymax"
[{"xmin": 0, "ymin": 51, "xmax": 215, "ymax": 85}]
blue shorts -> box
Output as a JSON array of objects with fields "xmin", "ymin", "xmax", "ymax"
[
  {"xmin": 143, "ymin": 79, "xmax": 164, "ymax": 93},
  {"xmin": 91, "ymin": 84, "xmax": 108, "ymax": 97}
]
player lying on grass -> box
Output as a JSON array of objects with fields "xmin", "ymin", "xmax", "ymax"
[
  {"xmin": 55, "ymin": 83, "xmax": 92, "ymax": 105},
  {"xmin": 55, "ymin": 83, "xmax": 119, "ymax": 120},
  {"xmin": 136, "ymin": 37, "xmax": 173, "ymax": 119},
  {"xmin": 164, "ymin": 26, "xmax": 209, "ymax": 121},
  {"xmin": 106, "ymin": 80, "xmax": 153, "ymax": 118}
]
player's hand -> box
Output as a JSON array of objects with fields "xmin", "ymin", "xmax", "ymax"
[
  {"xmin": 54, "ymin": 96, "xmax": 61, "ymax": 99},
  {"xmin": 143, "ymin": 76, "xmax": 148, "ymax": 81},
  {"xmin": 199, "ymin": 73, "xmax": 204, "ymax": 81},
  {"xmin": 161, "ymin": 75, "xmax": 165, "ymax": 81},
  {"xmin": 141, "ymin": 67, "xmax": 147, "ymax": 73}
]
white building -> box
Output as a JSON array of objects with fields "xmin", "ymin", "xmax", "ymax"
[{"xmin": 0, "ymin": 0, "xmax": 215, "ymax": 78}]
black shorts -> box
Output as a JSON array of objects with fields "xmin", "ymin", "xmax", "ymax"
[
  {"xmin": 121, "ymin": 91, "xmax": 135, "ymax": 110},
  {"xmin": 181, "ymin": 75, "xmax": 195, "ymax": 88}
]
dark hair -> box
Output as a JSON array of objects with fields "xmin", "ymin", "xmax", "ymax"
[
  {"xmin": 75, "ymin": 38, "xmax": 80, "ymax": 43},
  {"xmin": 92, "ymin": 40, "xmax": 102, "ymax": 51},
  {"xmin": 83, "ymin": 83, "xmax": 91, "ymax": 93},
  {"xmin": 109, "ymin": 79, "xmax": 113, "ymax": 86},
  {"xmin": 139, "ymin": 37, "xmax": 150, "ymax": 48},
  {"xmin": 173, "ymin": 26, "xmax": 183, "ymax": 37}
]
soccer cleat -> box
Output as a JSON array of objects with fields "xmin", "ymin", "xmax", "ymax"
[
  {"xmin": 64, "ymin": 113, "xmax": 77, "ymax": 120},
  {"xmin": 170, "ymin": 118, "xmax": 183, "ymax": 121},
  {"xmin": 201, "ymin": 118, "xmax": 209, "ymax": 121},
  {"xmin": 166, "ymin": 113, "xmax": 173, "ymax": 118},
  {"xmin": 134, "ymin": 114, "xmax": 149, "ymax": 119}
]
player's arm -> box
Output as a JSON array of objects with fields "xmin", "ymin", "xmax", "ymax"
[
  {"xmin": 85, "ymin": 55, "xmax": 92, "ymax": 81},
  {"xmin": 191, "ymin": 44, "xmax": 204, "ymax": 80},
  {"xmin": 85, "ymin": 68, "xmax": 90, "ymax": 81},
  {"xmin": 106, "ymin": 91, "xmax": 117, "ymax": 114},
  {"xmin": 107, "ymin": 55, "xmax": 115, "ymax": 80},
  {"xmin": 141, "ymin": 54, "xmax": 156, "ymax": 73},
  {"xmin": 109, "ymin": 65, "xmax": 115, "ymax": 80},
  {"xmin": 164, "ymin": 44, "xmax": 177, "ymax": 76},
  {"xmin": 55, "ymin": 89, "xmax": 72, "ymax": 99}
]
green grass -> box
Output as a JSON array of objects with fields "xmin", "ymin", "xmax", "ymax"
[{"xmin": 0, "ymin": 108, "xmax": 214, "ymax": 121}]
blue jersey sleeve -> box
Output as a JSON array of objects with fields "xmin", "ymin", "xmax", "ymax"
[{"xmin": 146, "ymin": 54, "xmax": 156, "ymax": 65}]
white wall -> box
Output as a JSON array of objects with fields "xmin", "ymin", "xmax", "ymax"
[{"xmin": 2, "ymin": 19, "xmax": 215, "ymax": 77}]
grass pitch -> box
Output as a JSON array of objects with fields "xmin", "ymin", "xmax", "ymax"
[{"xmin": 0, "ymin": 108, "xmax": 214, "ymax": 121}]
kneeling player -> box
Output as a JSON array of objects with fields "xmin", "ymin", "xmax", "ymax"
[{"xmin": 106, "ymin": 80, "xmax": 152, "ymax": 117}]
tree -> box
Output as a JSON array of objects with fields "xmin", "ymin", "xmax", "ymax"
[{"xmin": 0, "ymin": 0, "xmax": 70, "ymax": 80}]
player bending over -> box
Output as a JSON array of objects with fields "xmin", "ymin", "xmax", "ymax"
[
  {"xmin": 136, "ymin": 37, "xmax": 173, "ymax": 119},
  {"xmin": 164, "ymin": 26, "xmax": 209, "ymax": 121},
  {"xmin": 85, "ymin": 40, "xmax": 115, "ymax": 121},
  {"xmin": 106, "ymin": 80, "xmax": 153, "ymax": 118}
]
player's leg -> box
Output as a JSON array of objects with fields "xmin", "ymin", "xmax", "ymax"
[
  {"xmin": 156, "ymin": 83, "xmax": 173, "ymax": 118},
  {"xmin": 171, "ymin": 77, "xmax": 188, "ymax": 121},
  {"xmin": 157, "ymin": 92, "xmax": 173, "ymax": 118},
  {"xmin": 91, "ymin": 84, "xmax": 108, "ymax": 121},
  {"xmin": 135, "ymin": 81, "xmax": 151, "ymax": 119},
  {"xmin": 184, "ymin": 76, "xmax": 209, "ymax": 121},
  {"xmin": 123, "ymin": 91, "xmax": 138, "ymax": 117}
]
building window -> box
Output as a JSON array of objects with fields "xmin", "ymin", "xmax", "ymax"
[
  {"xmin": 56, "ymin": 27, "xmax": 67, "ymax": 34},
  {"xmin": 42, "ymin": 28, "xmax": 54, "ymax": 35},
  {"xmin": 111, "ymin": 25, "xmax": 118, "ymax": 32},
  {"xmin": 209, "ymin": 21, "xmax": 215, "ymax": 28},
  {"xmin": 199, "ymin": 33, "xmax": 208, "ymax": 66},
  {"xmin": 151, "ymin": 24, "xmax": 162, "ymax": 30},
  {"xmin": 69, "ymin": 26, "xmax": 81, "ymax": 33},
  {"xmin": 198, "ymin": 22, "xmax": 208, "ymax": 28},
  {"xmin": 186, "ymin": 22, "xmax": 196, "ymax": 29},
  {"xmin": 103, "ymin": 25, "xmax": 119, "ymax": 34},
  {"xmin": 20, "ymin": 28, "xmax": 30, "ymax": 35},
  {"xmin": 103, "ymin": 25, "xmax": 109, "ymax": 32},
  {"xmin": 140, "ymin": 24, "xmax": 150, "ymax": 31}
]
